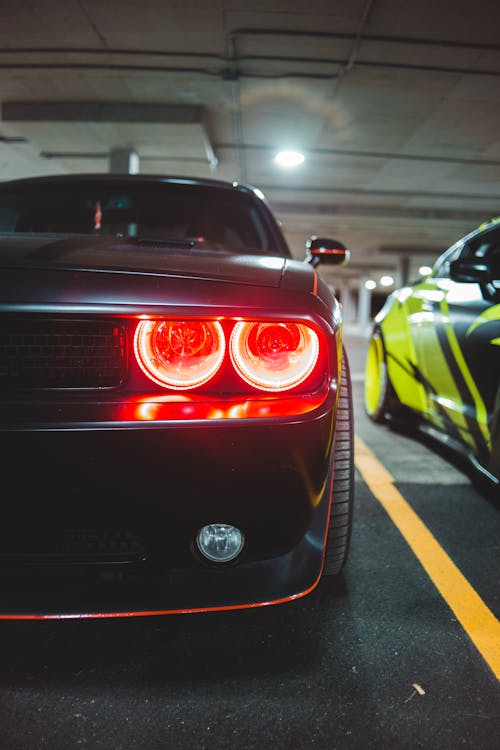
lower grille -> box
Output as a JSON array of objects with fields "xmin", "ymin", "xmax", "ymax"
[
  {"xmin": 0, "ymin": 318, "xmax": 127, "ymax": 389},
  {"xmin": 0, "ymin": 530, "xmax": 147, "ymax": 566}
]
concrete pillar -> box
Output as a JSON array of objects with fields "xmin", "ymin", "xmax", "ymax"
[
  {"xmin": 398, "ymin": 256, "xmax": 410, "ymax": 287},
  {"xmin": 109, "ymin": 148, "xmax": 140, "ymax": 174},
  {"xmin": 357, "ymin": 277, "xmax": 372, "ymax": 332},
  {"xmin": 339, "ymin": 283, "xmax": 357, "ymax": 324}
]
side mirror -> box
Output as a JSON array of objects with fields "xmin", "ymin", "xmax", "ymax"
[
  {"xmin": 306, "ymin": 236, "xmax": 350, "ymax": 267},
  {"xmin": 449, "ymin": 258, "xmax": 491, "ymax": 284}
]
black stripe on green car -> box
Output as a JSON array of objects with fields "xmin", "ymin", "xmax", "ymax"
[
  {"xmin": 439, "ymin": 297, "xmax": 493, "ymax": 451},
  {"xmin": 389, "ymin": 347, "xmax": 466, "ymax": 447},
  {"xmin": 365, "ymin": 324, "xmax": 464, "ymax": 445},
  {"xmin": 371, "ymin": 294, "xmax": 491, "ymax": 457},
  {"xmin": 433, "ymin": 311, "xmax": 489, "ymax": 458}
]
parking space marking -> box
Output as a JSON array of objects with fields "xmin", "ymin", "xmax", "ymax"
[{"xmin": 354, "ymin": 435, "xmax": 500, "ymax": 681}]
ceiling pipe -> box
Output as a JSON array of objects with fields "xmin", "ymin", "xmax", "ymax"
[
  {"xmin": 228, "ymin": 27, "xmax": 500, "ymax": 52},
  {"xmin": 1, "ymin": 59, "xmax": 499, "ymax": 79},
  {"xmin": 214, "ymin": 143, "xmax": 500, "ymax": 167},
  {"xmin": 3, "ymin": 32, "xmax": 499, "ymax": 57}
]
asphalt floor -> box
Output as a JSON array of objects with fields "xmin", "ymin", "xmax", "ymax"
[{"xmin": 0, "ymin": 331, "xmax": 498, "ymax": 749}]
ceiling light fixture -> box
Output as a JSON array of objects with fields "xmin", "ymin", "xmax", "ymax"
[
  {"xmin": 380, "ymin": 275, "xmax": 394, "ymax": 287},
  {"xmin": 274, "ymin": 150, "xmax": 305, "ymax": 168}
]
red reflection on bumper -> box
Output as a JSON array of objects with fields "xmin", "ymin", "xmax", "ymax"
[{"xmin": 120, "ymin": 391, "xmax": 328, "ymax": 422}]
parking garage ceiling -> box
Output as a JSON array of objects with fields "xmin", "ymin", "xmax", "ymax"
[{"xmin": 1, "ymin": 0, "xmax": 500, "ymax": 282}]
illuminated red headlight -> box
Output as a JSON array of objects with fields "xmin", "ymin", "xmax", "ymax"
[
  {"xmin": 134, "ymin": 319, "xmax": 225, "ymax": 389},
  {"xmin": 229, "ymin": 321, "xmax": 320, "ymax": 391}
]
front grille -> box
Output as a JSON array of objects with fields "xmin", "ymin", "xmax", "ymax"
[
  {"xmin": 0, "ymin": 318, "xmax": 127, "ymax": 389},
  {"xmin": 0, "ymin": 529, "xmax": 146, "ymax": 566}
]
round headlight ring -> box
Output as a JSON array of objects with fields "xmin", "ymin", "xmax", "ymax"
[
  {"xmin": 229, "ymin": 321, "xmax": 319, "ymax": 391},
  {"xmin": 134, "ymin": 319, "xmax": 225, "ymax": 389}
]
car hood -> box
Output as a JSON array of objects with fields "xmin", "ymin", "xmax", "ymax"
[{"xmin": 0, "ymin": 234, "xmax": 286, "ymax": 288}]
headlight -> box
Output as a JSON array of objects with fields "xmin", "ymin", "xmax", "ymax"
[
  {"xmin": 229, "ymin": 321, "xmax": 319, "ymax": 391},
  {"xmin": 134, "ymin": 319, "xmax": 225, "ymax": 389}
]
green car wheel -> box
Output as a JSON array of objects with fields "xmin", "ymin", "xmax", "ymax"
[{"xmin": 364, "ymin": 330, "xmax": 400, "ymax": 423}]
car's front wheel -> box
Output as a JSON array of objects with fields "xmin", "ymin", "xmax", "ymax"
[{"xmin": 364, "ymin": 328, "xmax": 400, "ymax": 423}]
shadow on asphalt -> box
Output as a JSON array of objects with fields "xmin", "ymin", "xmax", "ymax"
[
  {"xmin": 381, "ymin": 418, "xmax": 500, "ymax": 507},
  {"xmin": 0, "ymin": 575, "xmax": 349, "ymax": 686}
]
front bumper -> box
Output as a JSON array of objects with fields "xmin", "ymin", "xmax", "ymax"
[{"xmin": 0, "ymin": 394, "xmax": 336, "ymax": 617}]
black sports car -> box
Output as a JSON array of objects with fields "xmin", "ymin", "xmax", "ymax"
[{"xmin": 0, "ymin": 174, "xmax": 353, "ymax": 618}]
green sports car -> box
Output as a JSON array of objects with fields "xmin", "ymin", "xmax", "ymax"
[{"xmin": 365, "ymin": 218, "xmax": 500, "ymax": 489}]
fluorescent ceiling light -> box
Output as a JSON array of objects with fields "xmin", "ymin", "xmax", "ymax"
[{"xmin": 274, "ymin": 150, "xmax": 305, "ymax": 168}]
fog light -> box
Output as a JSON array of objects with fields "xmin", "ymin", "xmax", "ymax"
[{"xmin": 196, "ymin": 524, "xmax": 244, "ymax": 563}]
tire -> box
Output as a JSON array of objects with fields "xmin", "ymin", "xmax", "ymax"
[
  {"xmin": 364, "ymin": 328, "xmax": 400, "ymax": 423},
  {"xmin": 323, "ymin": 350, "xmax": 354, "ymax": 576}
]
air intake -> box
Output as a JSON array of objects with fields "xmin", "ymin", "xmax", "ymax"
[{"xmin": 0, "ymin": 318, "xmax": 127, "ymax": 389}]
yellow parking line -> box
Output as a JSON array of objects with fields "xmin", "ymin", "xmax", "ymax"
[{"xmin": 354, "ymin": 435, "xmax": 500, "ymax": 681}]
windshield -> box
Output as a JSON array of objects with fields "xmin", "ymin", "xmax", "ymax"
[{"xmin": 0, "ymin": 181, "xmax": 286, "ymax": 256}]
